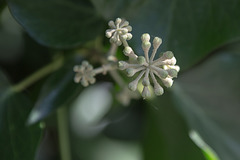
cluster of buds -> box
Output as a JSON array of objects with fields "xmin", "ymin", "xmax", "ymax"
[
  {"xmin": 73, "ymin": 17, "xmax": 180, "ymax": 100},
  {"xmin": 73, "ymin": 61, "xmax": 115, "ymax": 87},
  {"xmin": 105, "ymin": 18, "xmax": 132, "ymax": 46},
  {"xmin": 118, "ymin": 33, "xmax": 180, "ymax": 98},
  {"xmin": 73, "ymin": 61, "xmax": 96, "ymax": 87}
]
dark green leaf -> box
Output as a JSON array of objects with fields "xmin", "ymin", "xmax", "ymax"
[
  {"xmin": 92, "ymin": 0, "xmax": 240, "ymax": 70},
  {"xmin": 0, "ymin": 0, "xmax": 6, "ymax": 13},
  {"xmin": 27, "ymin": 57, "xmax": 83, "ymax": 124},
  {"xmin": 172, "ymin": 42, "xmax": 240, "ymax": 160},
  {"xmin": 0, "ymin": 71, "xmax": 42, "ymax": 160},
  {"xmin": 143, "ymin": 94, "xmax": 205, "ymax": 160},
  {"xmin": 6, "ymin": 0, "xmax": 104, "ymax": 48}
]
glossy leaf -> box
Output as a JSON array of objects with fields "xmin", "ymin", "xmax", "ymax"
[
  {"xmin": 0, "ymin": 71, "xmax": 41, "ymax": 160},
  {"xmin": 172, "ymin": 43, "xmax": 240, "ymax": 160},
  {"xmin": 143, "ymin": 94, "xmax": 205, "ymax": 160},
  {"xmin": 27, "ymin": 57, "xmax": 83, "ymax": 124},
  {"xmin": 91, "ymin": 0, "xmax": 240, "ymax": 70},
  {"xmin": 6, "ymin": 0, "xmax": 104, "ymax": 48}
]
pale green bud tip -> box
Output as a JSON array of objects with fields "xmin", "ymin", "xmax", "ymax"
[
  {"xmin": 137, "ymin": 56, "xmax": 146, "ymax": 64},
  {"xmin": 153, "ymin": 37, "xmax": 162, "ymax": 48},
  {"xmin": 163, "ymin": 51, "xmax": 174, "ymax": 59},
  {"xmin": 158, "ymin": 69, "xmax": 168, "ymax": 79},
  {"xmin": 105, "ymin": 31, "xmax": 112, "ymax": 38},
  {"xmin": 142, "ymin": 77, "xmax": 150, "ymax": 86},
  {"xmin": 126, "ymin": 26, "xmax": 132, "ymax": 32},
  {"xmin": 128, "ymin": 80, "xmax": 138, "ymax": 91},
  {"xmin": 108, "ymin": 21, "xmax": 115, "ymax": 28},
  {"xmin": 168, "ymin": 69, "xmax": 178, "ymax": 78},
  {"xmin": 74, "ymin": 75, "xmax": 81, "ymax": 83},
  {"xmin": 116, "ymin": 18, "xmax": 122, "ymax": 24},
  {"xmin": 126, "ymin": 68, "xmax": 135, "ymax": 77},
  {"xmin": 82, "ymin": 61, "xmax": 89, "ymax": 66},
  {"xmin": 126, "ymin": 33, "xmax": 132, "ymax": 40},
  {"xmin": 81, "ymin": 78, "xmax": 89, "ymax": 87},
  {"xmin": 89, "ymin": 77, "xmax": 96, "ymax": 84},
  {"xmin": 122, "ymin": 33, "xmax": 132, "ymax": 40},
  {"xmin": 123, "ymin": 47, "xmax": 133, "ymax": 55},
  {"xmin": 142, "ymin": 86, "xmax": 151, "ymax": 99},
  {"xmin": 154, "ymin": 84, "xmax": 164, "ymax": 96},
  {"xmin": 118, "ymin": 61, "xmax": 128, "ymax": 70},
  {"xmin": 73, "ymin": 65, "xmax": 79, "ymax": 72},
  {"xmin": 142, "ymin": 42, "xmax": 151, "ymax": 50},
  {"xmin": 141, "ymin": 33, "xmax": 150, "ymax": 42}
]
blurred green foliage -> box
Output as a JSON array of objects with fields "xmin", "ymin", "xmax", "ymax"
[{"xmin": 0, "ymin": 0, "xmax": 240, "ymax": 160}]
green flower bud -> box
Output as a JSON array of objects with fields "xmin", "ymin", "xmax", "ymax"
[
  {"xmin": 141, "ymin": 33, "xmax": 150, "ymax": 42},
  {"xmin": 167, "ymin": 69, "xmax": 178, "ymax": 78},
  {"xmin": 163, "ymin": 51, "xmax": 174, "ymax": 59},
  {"xmin": 137, "ymin": 56, "xmax": 146, "ymax": 64},
  {"xmin": 153, "ymin": 37, "xmax": 162, "ymax": 49},
  {"xmin": 142, "ymin": 86, "xmax": 151, "ymax": 99}
]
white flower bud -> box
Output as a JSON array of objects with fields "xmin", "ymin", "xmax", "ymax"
[
  {"xmin": 74, "ymin": 74, "xmax": 81, "ymax": 83},
  {"xmin": 142, "ymin": 86, "xmax": 151, "ymax": 99},
  {"xmin": 81, "ymin": 78, "xmax": 89, "ymax": 87},
  {"xmin": 73, "ymin": 65, "xmax": 80, "ymax": 72},
  {"xmin": 171, "ymin": 65, "xmax": 180, "ymax": 72},
  {"xmin": 141, "ymin": 33, "xmax": 150, "ymax": 42},
  {"xmin": 105, "ymin": 32, "xmax": 112, "ymax": 38},
  {"xmin": 120, "ymin": 21, "xmax": 129, "ymax": 27},
  {"xmin": 126, "ymin": 33, "xmax": 132, "ymax": 40},
  {"xmin": 108, "ymin": 20, "xmax": 115, "ymax": 28},
  {"xmin": 82, "ymin": 61, "xmax": 89, "ymax": 67},
  {"xmin": 153, "ymin": 37, "xmax": 162, "ymax": 49},
  {"xmin": 162, "ymin": 78, "xmax": 173, "ymax": 88},
  {"xmin": 115, "ymin": 18, "xmax": 122, "ymax": 25},
  {"xmin": 116, "ymin": 40, "xmax": 122, "ymax": 46},
  {"xmin": 123, "ymin": 47, "xmax": 133, "ymax": 56},
  {"xmin": 125, "ymin": 26, "xmax": 132, "ymax": 32},
  {"xmin": 88, "ymin": 77, "xmax": 96, "ymax": 84}
]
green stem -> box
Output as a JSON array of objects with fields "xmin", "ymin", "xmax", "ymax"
[
  {"xmin": 11, "ymin": 57, "xmax": 64, "ymax": 92},
  {"xmin": 57, "ymin": 106, "xmax": 72, "ymax": 160}
]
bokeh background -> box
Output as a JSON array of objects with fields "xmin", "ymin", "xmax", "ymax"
[{"xmin": 1, "ymin": 0, "xmax": 240, "ymax": 160}]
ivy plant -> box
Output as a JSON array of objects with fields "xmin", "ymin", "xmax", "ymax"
[{"xmin": 1, "ymin": 0, "xmax": 240, "ymax": 160}]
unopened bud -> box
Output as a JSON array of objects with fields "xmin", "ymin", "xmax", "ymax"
[
  {"xmin": 129, "ymin": 80, "xmax": 138, "ymax": 91},
  {"xmin": 163, "ymin": 51, "xmax": 174, "ymax": 59},
  {"xmin": 153, "ymin": 37, "xmax": 162, "ymax": 49},
  {"xmin": 141, "ymin": 33, "xmax": 150, "ymax": 42},
  {"xmin": 123, "ymin": 47, "xmax": 133, "ymax": 56},
  {"xmin": 167, "ymin": 69, "xmax": 178, "ymax": 78},
  {"xmin": 142, "ymin": 86, "xmax": 151, "ymax": 99},
  {"xmin": 162, "ymin": 78, "xmax": 173, "ymax": 88},
  {"xmin": 137, "ymin": 56, "xmax": 146, "ymax": 64}
]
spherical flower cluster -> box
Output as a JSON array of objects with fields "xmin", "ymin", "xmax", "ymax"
[
  {"xmin": 118, "ymin": 33, "xmax": 180, "ymax": 99},
  {"xmin": 105, "ymin": 18, "xmax": 132, "ymax": 46},
  {"xmin": 73, "ymin": 61, "xmax": 96, "ymax": 87}
]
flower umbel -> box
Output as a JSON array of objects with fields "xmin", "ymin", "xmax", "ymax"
[
  {"xmin": 118, "ymin": 33, "xmax": 180, "ymax": 99},
  {"xmin": 73, "ymin": 61, "xmax": 96, "ymax": 87},
  {"xmin": 105, "ymin": 18, "xmax": 132, "ymax": 46},
  {"xmin": 74, "ymin": 17, "xmax": 180, "ymax": 102}
]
